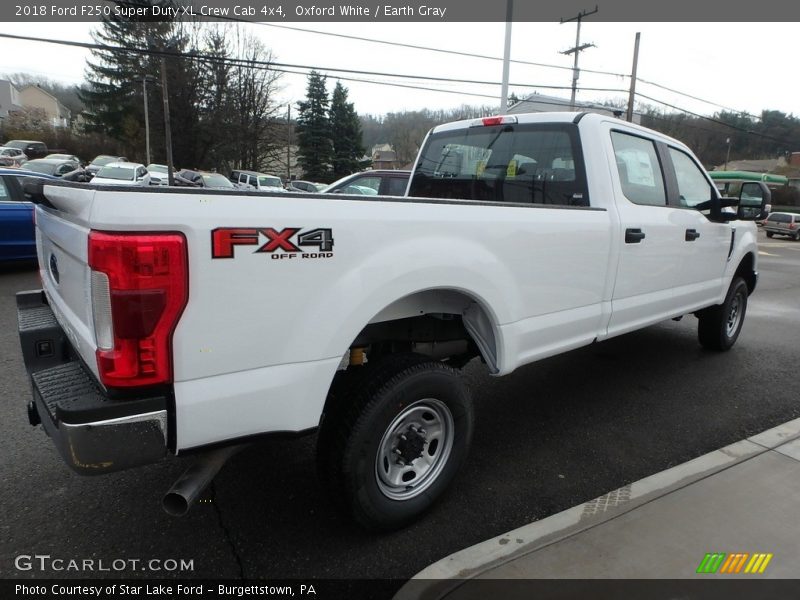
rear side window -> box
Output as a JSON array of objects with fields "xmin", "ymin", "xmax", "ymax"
[
  {"xmin": 611, "ymin": 131, "xmax": 666, "ymax": 207},
  {"xmin": 768, "ymin": 213, "xmax": 791, "ymax": 223},
  {"xmin": 409, "ymin": 123, "xmax": 588, "ymax": 206},
  {"xmin": 385, "ymin": 176, "xmax": 408, "ymax": 196}
]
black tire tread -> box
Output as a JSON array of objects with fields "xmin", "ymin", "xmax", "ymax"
[
  {"xmin": 317, "ymin": 354, "xmax": 433, "ymax": 513},
  {"xmin": 317, "ymin": 353, "xmax": 468, "ymax": 530},
  {"xmin": 698, "ymin": 276, "xmax": 748, "ymax": 351}
]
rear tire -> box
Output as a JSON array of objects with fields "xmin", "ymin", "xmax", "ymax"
[
  {"xmin": 697, "ymin": 277, "xmax": 748, "ymax": 351},
  {"xmin": 766, "ymin": 231, "xmax": 773, "ymax": 238},
  {"xmin": 317, "ymin": 354, "xmax": 473, "ymax": 531}
]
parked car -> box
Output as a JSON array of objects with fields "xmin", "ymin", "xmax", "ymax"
[
  {"xmin": 45, "ymin": 153, "xmax": 82, "ymax": 165},
  {"xmin": 230, "ymin": 169, "xmax": 286, "ymax": 192},
  {"xmin": 321, "ymin": 169, "xmax": 411, "ymax": 196},
  {"xmin": 4, "ymin": 140, "xmax": 47, "ymax": 159},
  {"xmin": 0, "ymin": 168, "xmax": 57, "ymax": 262},
  {"xmin": 146, "ymin": 164, "xmax": 170, "ymax": 186},
  {"xmin": 0, "ymin": 146, "xmax": 29, "ymax": 165},
  {"xmin": 24, "ymin": 158, "xmax": 80, "ymax": 178},
  {"xmin": 175, "ymin": 169, "xmax": 235, "ymax": 189},
  {"xmin": 86, "ymin": 155, "xmax": 128, "ymax": 177},
  {"xmin": 91, "ymin": 162, "xmax": 151, "ymax": 186},
  {"xmin": 763, "ymin": 212, "xmax": 800, "ymax": 240},
  {"xmin": 286, "ymin": 180, "xmax": 325, "ymax": 193}
]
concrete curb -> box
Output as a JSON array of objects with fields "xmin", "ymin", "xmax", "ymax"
[{"xmin": 396, "ymin": 417, "xmax": 800, "ymax": 598}]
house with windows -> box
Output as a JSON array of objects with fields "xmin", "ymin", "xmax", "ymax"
[
  {"xmin": 0, "ymin": 79, "xmax": 23, "ymax": 123},
  {"xmin": 19, "ymin": 84, "xmax": 71, "ymax": 128}
]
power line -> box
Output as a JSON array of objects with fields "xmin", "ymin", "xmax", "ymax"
[
  {"xmin": 0, "ymin": 31, "xmax": 633, "ymax": 97},
  {"xmin": 0, "ymin": 27, "xmax": 763, "ymax": 121},
  {"xmin": 636, "ymin": 78, "xmax": 758, "ymax": 119},
  {"xmin": 1, "ymin": 29, "xmax": 788, "ymax": 146},
  {"xmin": 636, "ymin": 92, "xmax": 796, "ymax": 147},
  {"xmin": 251, "ymin": 22, "xmax": 757, "ymax": 119},
  {"xmin": 249, "ymin": 22, "xmax": 630, "ymax": 78}
]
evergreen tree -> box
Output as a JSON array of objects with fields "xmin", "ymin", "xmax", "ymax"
[
  {"xmin": 329, "ymin": 81, "xmax": 365, "ymax": 178},
  {"xmin": 80, "ymin": 21, "xmax": 173, "ymax": 159},
  {"xmin": 296, "ymin": 71, "xmax": 333, "ymax": 181},
  {"xmin": 81, "ymin": 20, "xmax": 208, "ymax": 167}
]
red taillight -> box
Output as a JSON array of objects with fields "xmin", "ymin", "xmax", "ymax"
[
  {"xmin": 790, "ymin": 222, "xmax": 797, "ymax": 230},
  {"xmin": 88, "ymin": 231, "xmax": 188, "ymax": 388},
  {"xmin": 471, "ymin": 115, "xmax": 519, "ymax": 127}
]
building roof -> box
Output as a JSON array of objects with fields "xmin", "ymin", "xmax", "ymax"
[
  {"xmin": 507, "ymin": 92, "xmax": 639, "ymax": 123},
  {"xmin": 720, "ymin": 158, "xmax": 782, "ymax": 173}
]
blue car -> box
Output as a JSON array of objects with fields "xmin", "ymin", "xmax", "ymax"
[{"xmin": 0, "ymin": 168, "xmax": 58, "ymax": 262}]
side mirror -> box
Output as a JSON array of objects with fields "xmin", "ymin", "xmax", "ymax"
[{"xmin": 737, "ymin": 182, "xmax": 770, "ymax": 221}]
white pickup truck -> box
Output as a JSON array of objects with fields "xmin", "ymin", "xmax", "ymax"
[{"xmin": 17, "ymin": 112, "xmax": 764, "ymax": 530}]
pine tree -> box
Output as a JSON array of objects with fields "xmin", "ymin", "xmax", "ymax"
[
  {"xmin": 329, "ymin": 81, "xmax": 365, "ymax": 179},
  {"xmin": 81, "ymin": 20, "xmax": 207, "ymax": 167},
  {"xmin": 296, "ymin": 71, "xmax": 333, "ymax": 182},
  {"xmin": 80, "ymin": 21, "xmax": 173, "ymax": 157}
]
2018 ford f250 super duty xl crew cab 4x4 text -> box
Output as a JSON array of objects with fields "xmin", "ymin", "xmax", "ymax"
[{"xmin": 16, "ymin": 112, "xmax": 765, "ymax": 530}]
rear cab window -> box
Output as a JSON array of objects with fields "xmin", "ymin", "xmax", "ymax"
[{"xmin": 409, "ymin": 122, "xmax": 589, "ymax": 206}]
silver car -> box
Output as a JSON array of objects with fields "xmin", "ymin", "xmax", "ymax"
[{"xmin": 763, "ymin": 212, "xmax": 800, "ymax": 241}]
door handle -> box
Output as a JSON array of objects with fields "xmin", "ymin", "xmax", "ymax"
[
  {"xmin": 685, "ymin": 228, "xmax": 700, "ymax": 241},
  {"xmin": 625, "ymin": 228, "xmax": 646, "ymax": 243}
]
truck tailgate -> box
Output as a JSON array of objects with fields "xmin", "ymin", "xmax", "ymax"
[{"xmin": 34, "ymin": 183, "xmax": 99, "ymax": 380}]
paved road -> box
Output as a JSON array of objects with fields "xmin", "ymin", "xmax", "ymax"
[{"xmin": 2, "ymin": 229, "xmax": 799, "ymax": 581}]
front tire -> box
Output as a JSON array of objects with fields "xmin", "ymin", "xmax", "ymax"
[
  {"xmin": 697, "ymin": 276, "xmax": 748, "ymax": 351},
  {"xmin": 317, "ymin": 354, "xmax": 473, "ymax": 531},
  {"xmin": 766, "ymin": 231, "xmax": 773, "ymax": 238}
]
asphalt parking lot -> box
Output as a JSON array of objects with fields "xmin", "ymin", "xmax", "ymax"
[{"xmin": 2, "ymin": 229, "xmax": 799, "ymax": 582}]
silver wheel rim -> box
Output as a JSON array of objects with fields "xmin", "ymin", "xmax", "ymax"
[
  {"xmin": 726, "ymin": 292, "xmax": 744, "ymax": 337},
  {"xmin": 375, "ymin": 398, "xmax": 454, "ymax": 500}
]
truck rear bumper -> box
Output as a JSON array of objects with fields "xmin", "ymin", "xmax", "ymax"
[{"xmin": 17, "ymin": 290, "xmax": 169, "ymax": 475}]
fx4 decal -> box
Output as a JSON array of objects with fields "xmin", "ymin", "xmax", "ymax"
[{"xmin": 211, "ymin": 227, "xmax": 334, "ymax": 260}]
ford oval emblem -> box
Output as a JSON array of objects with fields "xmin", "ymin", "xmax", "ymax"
[{"xmin": 49, "ymin": 253, "xmax": 59, "ymax": 284}]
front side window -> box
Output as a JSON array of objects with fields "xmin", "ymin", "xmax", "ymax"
[
  {"xmin": 669, "ymin": 148, "xmax": 713, "ymax": 207},
  {"xmin": 611, "ymin": 131, "xmax": 666, "ymax": 207},
  {"xmin": 409, "ymin": 123, "xmax": 588, "ymax": 206}
]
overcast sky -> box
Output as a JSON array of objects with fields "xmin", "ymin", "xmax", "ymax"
[{"xmin": 0, "ymin": 21, "xmax": 796, "ymax": 120}]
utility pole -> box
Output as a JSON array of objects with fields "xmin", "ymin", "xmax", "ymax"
[
  {"xmin": 626, "ymin": 32, "xmax": 641, "ymax": 122},
  {"xmin": 141, "ymin": 75, "xmax": 156, "ymax": 166},
  {"xmin": 160, "ymin": 50, "xmax": 175, "ymax": 186},
  {"xmin": 724, "ymin": 138, "xmax": 731, "ymax": 171},
  {"xmin": 500, "ymin": 0, "xmax": 513, "ymax": 112},
  {"xmin": 286, "ymin": 103, "xmax": 292, "ymax": 182},
  {"xmin": 560, "ymin": 6, "xmax": 598, "ymax": 110}
]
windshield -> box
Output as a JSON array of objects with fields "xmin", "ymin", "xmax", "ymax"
[
  {"xmin": 202, "ymin": 174, "xmax": 234, "ymax": 188},
  {"xmin": 24, "ymin": 161, "xmax": 57, "ymax": 175},
  {"xmin": 258, "ymin": 176, "xmax": 282, "ymax": 188},
  {"xmin": 147, "ymin": 164, "xmax": 168, "ymax": 174},
  {"xmin": 96, "ymin": 166, "xmax": 135, "ymax": 181},
  {"xmin": 91, "ymin": 156, "xmax": 117, "ymax": 167}
]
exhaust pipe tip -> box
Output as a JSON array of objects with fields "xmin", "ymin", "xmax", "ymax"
[
  {"xmin": 162, "ymin": 444, "xmax": 243, "ymax": 517},
  {"xmin": 163, "ymin": 492, "xmax": 190, "ymax": 517}
]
